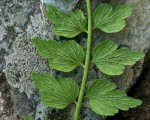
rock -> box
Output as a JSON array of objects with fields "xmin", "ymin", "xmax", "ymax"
[
  {"xmin": 108, "ymin": 49, "xmax": 150, "ymax": 120},
  {"xmin": 35, "ymin": 102, "xmax": 49, "ymax": 120},
  {"xmin": 0, "ymin": 73, "xmax": 16, "ymax": 120},
  {"xmin": 41, "ymin": 0, "xmax": 79, "ymax": 12},
  {"xmin": 0, "ymin": 0, "xmax": 150, "ymax": 119},
  {"xmin": 0, "ymin": 0, "xmax": 80, "ymax": 119},
  {"xmin": 0, "ymin": 0, "xmax": 54, "ymax": 119},
  {"xmin": 92, "ymin": 0, "xmax": 150, "ymax": 91}
]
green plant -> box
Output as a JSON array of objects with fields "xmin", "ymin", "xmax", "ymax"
[
  {"xmin": 31, "ymin": 0, "xmax": 145, "ymax": 120},
  {"xmin": 24, "ymin": 115, "xmax": 34, "ymax": 120}
]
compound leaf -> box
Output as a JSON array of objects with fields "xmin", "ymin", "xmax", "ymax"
[
  {"xmin": 32, "ymin": 38, "xmax": 85, "ymax": 72},
  {"xmin": 24, "ymin": 116, "xmax": 34, "ymax": 120},
  {"xmin": 32, "ymin": 73, "xmax": 79, "ymax": 109},
  {"xmin": 93, "ymin": 3, "xmax": 133, "ymax": 33},
  {"xmin": 86, "ymin": 78, "xmax": 142, "ymax": 116},
  {"xmin": 92, "ymin": 40, "xmax": 145, "ymax": 75},
  {"xmin": 47, "ymin": 5, "xmax": 87, "ymax": 38}
]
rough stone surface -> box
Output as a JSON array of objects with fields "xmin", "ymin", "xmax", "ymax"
[
  {"xmin": 41, "ymin": 0, "xmax": 79, "ymax": 12},
  {"xmin": 122, "ymin": 49, "xmax": 150, "ymax": 120},
  {"xmin": 107, "ymin": 49, "xmax": 150, "ymax": 120},
  {"xmin": 92, "ymin": 0, "xmax": 150, "ymax": 91},
  {"xmin": 0, "ymin": 0, "xmax": 150, "ymax": 120}
]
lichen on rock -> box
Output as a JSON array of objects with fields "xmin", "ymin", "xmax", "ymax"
[{"xmin": 0, "ymin": 0, "xmax": 150, "ymax": 119}]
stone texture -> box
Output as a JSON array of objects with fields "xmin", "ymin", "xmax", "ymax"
[
  {"xmin": 0, "ymin": 0, "xmax": 150, "ymax": 120},
  {"xmin": 0, "ymin": 0, "xmax": 54, "ymax": 119},
  {"xmin": 107, "ymin": 49, "xmax": 150, "ymax": 120},
  {"xmin": 92, "ymin": 0, "xmax": 150, "ymax": 91},
  {"xmin": 120, "ymin": 50, "xmax": 150, "ymax": 120},
  {"xmin": 41, "ymin": 0, "xmax": 79, "ymax": 12}
]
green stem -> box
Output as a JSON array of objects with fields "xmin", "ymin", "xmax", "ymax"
[{"xmin": 74, "ymin": 0, "xmax": 92, "ymax": 120}]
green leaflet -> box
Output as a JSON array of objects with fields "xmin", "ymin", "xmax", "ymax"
[
  {"xmin": 24, "ymin": 116, "xmax": 34, "ymax": 120},
  {"xmin": 32, "ymin": 38, "xmax": 85, "ymax": 72},
  {"xmin": 93, "ymin": 3, "xmax": 133, "ymax": 33},
  {"xmin": 92, "ymin": 40, "xmax": 145, "ymax": 75},
  {"xmin": 47, "ymin": 5, "xmax": 87, "ymax": 38},
  {"xmin": 86, "ymin": 78, "xmax": 142, "ymax": 116},
  {"xmin": 31, "ymin": 2, "xmax": 144, "ymax": 119},
  {"xmin": 32, "ymin": 73, "xmax": 79, "ymax": 109}
]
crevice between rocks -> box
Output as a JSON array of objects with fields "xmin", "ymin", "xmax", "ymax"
[
  {"xmin": 107, "ymin": 48, "xmax": 150, "ymax": 120},
  {"xmin": 0, "ymin": 72, "xmax": 36, "ymax": 120},
  {"xmin": 0, "ymin": 72, "xmax": 13, "ymax": 119}
]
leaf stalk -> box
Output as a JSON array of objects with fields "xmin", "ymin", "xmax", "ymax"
[{"xmin": 74, "ymin": 0, "xmax": 92, "ymax": 119}]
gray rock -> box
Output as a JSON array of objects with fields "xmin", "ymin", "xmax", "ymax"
[
  {"xmin": 41, "ymin": 0, "xmax": 79, "ymax": 12},
  {"xmin": 0, "ymin": 0, "xmax": 150, "ymax": 119},
  {"xmin": 35, "ymin": 102, "xmax": 49, "ymax": 120},
  {"xmin": 0, "ymin": 0, "xmax": 54, "ymax": 119},
  {"xmin": 108, "ymin": 49, "xmax": 150, "ymax": 120}
]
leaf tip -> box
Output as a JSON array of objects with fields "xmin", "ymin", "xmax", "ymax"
[
  {"xmin": 32, "ymin": 38, "xmax": 37, "ymax": 43},
  {"xmin": 32, "ymin": 38, "xmax": 41, "ymax": 45},
  {"xmin": 135, "ymin": 99, "xmax": 143, "ymax": 106},
  {"xmin": 24, "ymin": 115, "xmax": 34, "ymax": 120},
  {"xmin": 31, "ymin": 72, "xmax": 38, "ymax": 80},
  {"xmin": 140, "ymin": 52, "xmax": 145, "ymax": 58}
]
